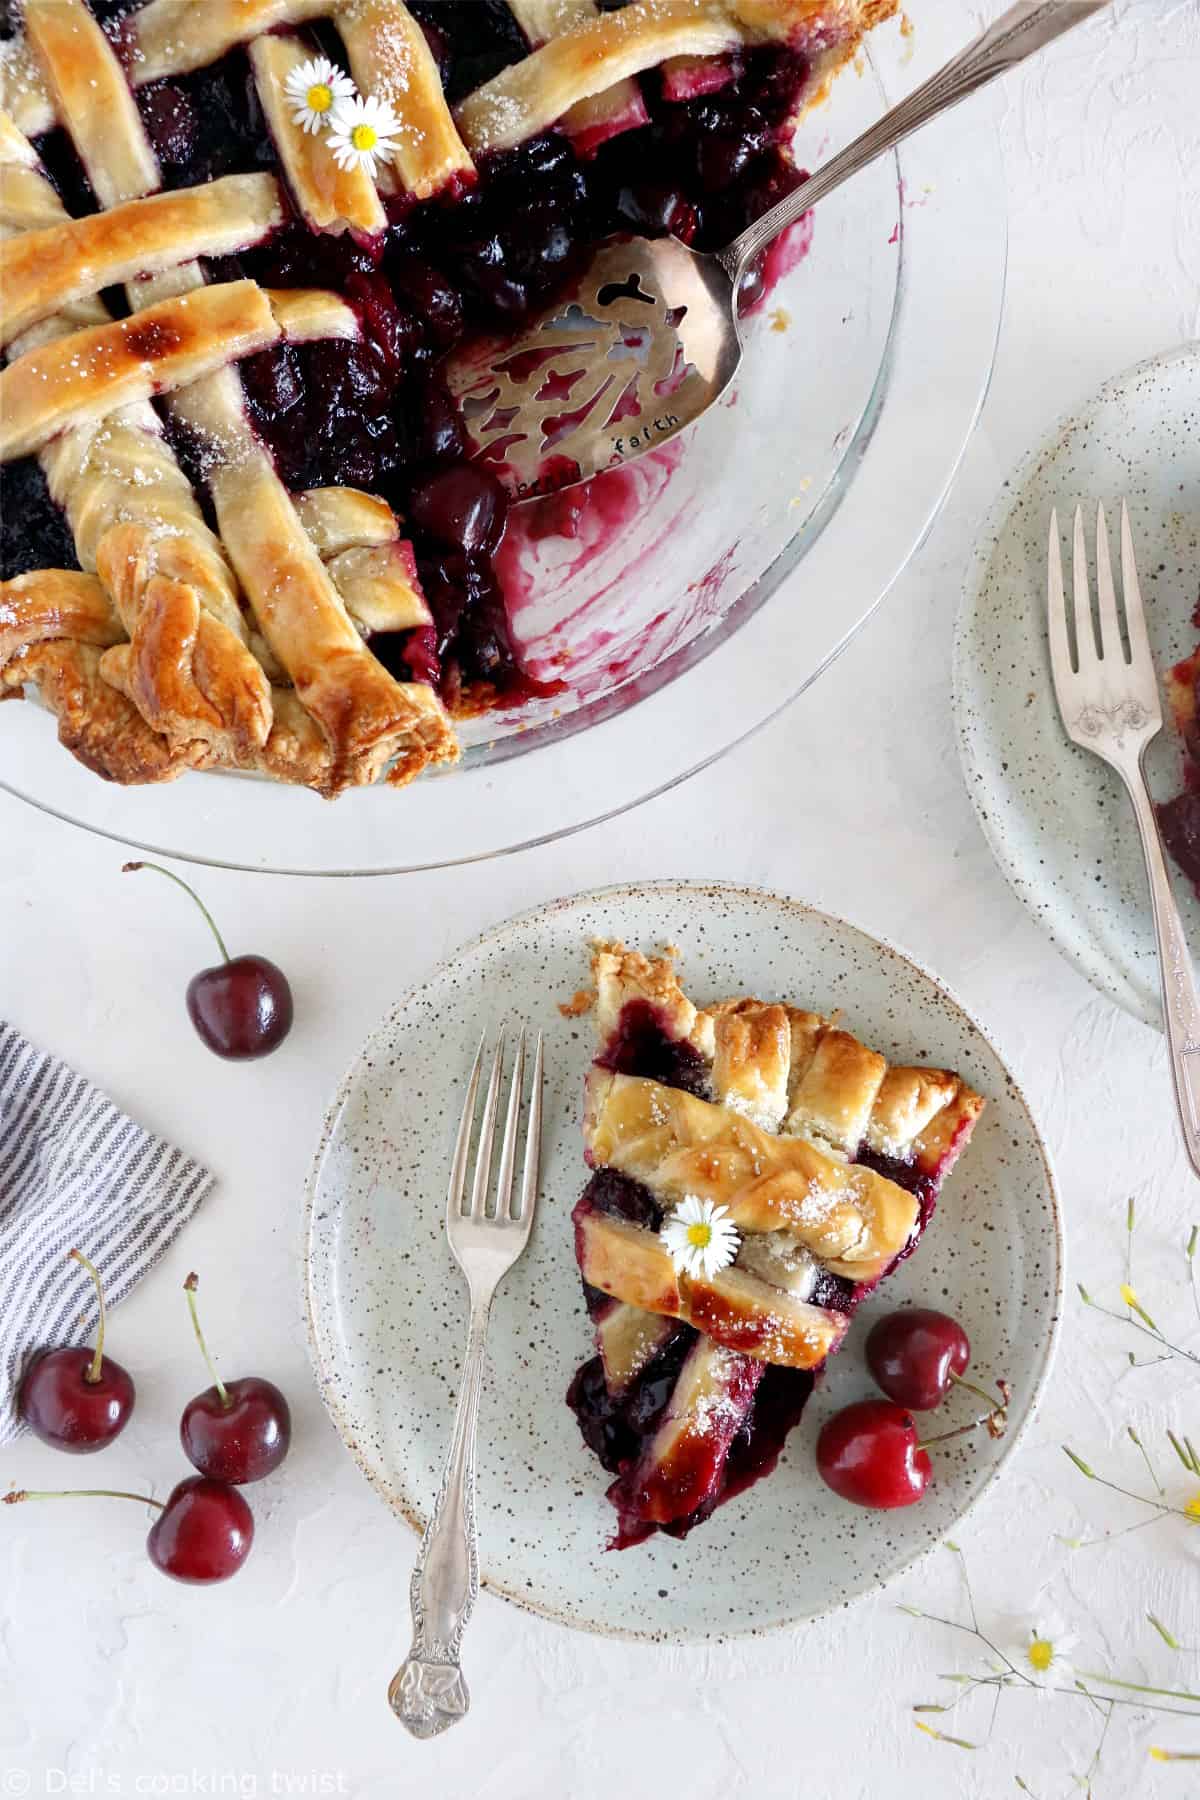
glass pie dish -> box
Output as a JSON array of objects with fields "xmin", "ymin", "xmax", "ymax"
[{"xmin": 0, "ymin": 1, "xmax": 1005, "ymax": 874}]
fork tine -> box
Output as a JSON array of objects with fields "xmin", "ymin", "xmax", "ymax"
[
  {"xmin": 518, "ymin": 1032, "xmax": 543, "ymax": 1224},
  {"xmin": 468, "ymin": 1028, "xmax": 506, "ymax": 1218},
  {"xmin": 1072, "ymin": 504, "xmax": 1097, "ymax": 667},
  {"xmin": 447, "ymin": 1032, "xmax": 485, "ymax": 1223},
  {"xmin": 493, "ymin": 1028, "xmax": 526, "ymax": 1220},
  {"xmin": 1047, "ymin": 508, "xmax": 1073, "ymax": 682},
  {"xmin": 1120, "ymin": 499, "xmax": 1152, "ymax": 663},
  {"xmin": 1094, "ymin": 501, "xmax": 1124, "ymax": 663}
]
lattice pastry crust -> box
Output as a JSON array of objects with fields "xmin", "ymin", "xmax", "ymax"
[
  {"xmin": 571, "ymin": 942, "xmax": 983, "ymax": 1537},
  {"xmin": 1, "ymin": 0, "xmax": 897, "ymax": 797}
]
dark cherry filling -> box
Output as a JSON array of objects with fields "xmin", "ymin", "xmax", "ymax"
[
  {"xmin": 569, "ymin": 1002, "xmax": 947, "ymax": 1546},
  {"xmin": 567, "ymin": 1331, "xmax": 694, "ymax": 1477},
  {"xmin": 1, "ymin": 1, "xmax": 814, "ymax": 715},
  {"xmin": 594, "ymin": 998, "xmax": 711, "ymax": 1096},
  {"xmin": 1159, "ymin": 785, "xmax": 1200, "ymax": 897}
]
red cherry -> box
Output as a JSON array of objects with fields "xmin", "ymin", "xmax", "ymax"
[
  {"xmin": 408, "ymin": 464, "xmax": 508, "ymax": 554},
  {"xmin": 815, "ymin": 1399, "xmax": 931, "ymax": 1509},
  {"xmin": 182, "ymin": 1378, "xmax": 291, "ymax": 1484},
  {"xmin": 186, "ymin": 956, "xmax": 293, "ymax": 1060},
  {"xmin": 124, "ymin": 862, "xmax": 293, "ymax": 1059},
  {"xmin": 3, "ymin": 1478, "xmax": 252, "ymax": 1586},
  {"xmin": 865, "ymin": 1308, "xmax": 971, "ymax": 1411},
  {"xmin": 179, "ymin": 1274, "xmax": 291, "ymax": 1484},
  {"xmin": 146, "ymin": 1477, "xmax": 254, "ymax": 1584},
  {"xmin": 18, "ymin": 1250, "xmax": 134, "ymax": 1453}
]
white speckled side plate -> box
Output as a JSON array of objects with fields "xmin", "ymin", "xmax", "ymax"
[
  {"xmin": 304, "ymin": 883, "xmax": 1061, "ymax": 1643},
  {"xmin": 954, "ymin": 343, "xmax": 1200, "ymax": 1029}
]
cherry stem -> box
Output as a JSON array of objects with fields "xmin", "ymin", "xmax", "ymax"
[
  {"xmin": 949, "ymin": 1370, "xmax": 1008, "ymax": 1413},
  {"xmin": 122, "ymin": 861, "xmax": 230, "ymax": 964},
  {"xmin": 4, "ymin": 1489, "xmax": 163, "ymax": 1511},
  {"xmin": 68, "ymin": 1248, "xmax": 106, "ymax": 1385},
  {"xmin": 918, "ymin": 1406, "xmax": 1008, "ymax": 1453},
  {"xmin": 184, "ymin": 1273, "xmax": 230, "ymax": 1409}
]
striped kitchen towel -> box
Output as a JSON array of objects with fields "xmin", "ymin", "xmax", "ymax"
[{"xmin": 0, "ymin": 1022, "xmax": 214, "ymax": 1446}]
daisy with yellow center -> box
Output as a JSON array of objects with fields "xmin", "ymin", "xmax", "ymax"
[
  {"xmin": 1018, "ymin": 1610, "xmax": 1077, "ymax": 1686},
  {"xmin": 660, "ymin": 1196, "xmax": 740, "ymax": 1280},
  {"xmin": 284, "ymin": 57, "xmax": 356, "ymax": 135},
  {"xmin": 327, "ymin": 93, "xmax": 403, "ymax": 179},
  {"xmin": 1184, "ymin": 1490, "xmax": 1200, "ymax": 1521}
]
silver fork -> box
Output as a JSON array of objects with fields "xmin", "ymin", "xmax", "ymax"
[
  {"xmin": 388, "ymin": 1026, "xmax": 543, "ymax": 1739},
  {"xmin": 1047, "ymin": 503, "xmax": 1200, "ymax": 1176}
]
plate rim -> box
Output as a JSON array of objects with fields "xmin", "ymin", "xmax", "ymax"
[
  {"xmin": 951, "ymin": 337, "xmax": 1200, "ymax": 1032},
  {"xmin": 301, "ymin": 878, "xmax": 1064, "ymax": 1644}
]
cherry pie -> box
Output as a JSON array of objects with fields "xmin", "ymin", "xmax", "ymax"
[
  {"xmin": 567, "ymin": 942, "xmax": 984, "ymax": 1546},
  {"xmin": 0, "ymin": 0, "xmax": 896, "ymax": 796},
  {"xmin": 1159, "ymin": 645, "xmax": 1200, "ymax": 895}
]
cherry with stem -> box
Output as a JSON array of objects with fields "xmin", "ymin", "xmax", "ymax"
[
  {"xmin": 123, "ymin": 861, "xmax": 293, "ymax": 1060},
  {"xmin": 18, "ymin": 1249, "xmax": 135, "ymax": 1453},
  {"xmin": 180, "ymin": 1273, "xmax": 291, "ymax": 1484},
  {"xmin": 816, "ymin": 1382, "xmax": 1012, "ymax": 1511},
  {"xmin": 5, "ymin": 1480, "xmax": 253, "ymax": 1584}
]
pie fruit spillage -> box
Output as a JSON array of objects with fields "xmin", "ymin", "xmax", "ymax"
[
  {"xmin": 566, "ymin": 943, "xmax": 984, "ymax": 1546},
  {"xmin": 0, "ymin": 0, "xmax": 898, "ymax": 796}
]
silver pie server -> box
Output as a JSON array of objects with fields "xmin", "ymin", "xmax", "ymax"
[
  {"xmin": 389, "ymin": 1026, "xmax": 543, "ymax": 1740},
  {"xmin": 447, "ymin": 0, "xmax": 1109, "ymax": 502}
]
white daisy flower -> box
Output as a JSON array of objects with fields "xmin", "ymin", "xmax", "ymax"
[
  {"xmin": 1013, "ymin": 1606, "xmax": 1078, "ymax": 1687},
  {"xmin": 660, "ymin": 1196, "xmax": 740, "ymax": 1281},
  {"xmin": 283, "ymin": 57, "xmax": 356, "ymax": 135},
  {"xmin": 326, "ymin": 93, "xmax": 403, "ymax": 178}
]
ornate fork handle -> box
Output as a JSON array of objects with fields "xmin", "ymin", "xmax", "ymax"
[
  {"xmin": 1117, "ymin": 756, "xmax": 1200, "ymax": 1179},
  {"xmin": 720, "ymin": 1, "xmax": 1109, "ymax": 285},
  {"xmin": 389, "ymin": 1294, "xmax": 492, "ymax": 1739}
]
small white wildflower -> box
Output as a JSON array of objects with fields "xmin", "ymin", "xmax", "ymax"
[
  {"xmin": 326, "ymin": 92, "xmax": 402, "ymax": 178},
  {"xmin": 1012, "ymin": 1606, "xmax": 1078, "ymax": 1687},
  {"xmin": 284, "ymin": 57, "xmax": 355, "ymax": 135},
  {"xmin": 660, "ymin": 1196, "xmax": 740, "ymax": 1281}
]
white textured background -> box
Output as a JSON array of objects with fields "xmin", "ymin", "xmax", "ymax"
[{"xmin": 3, "ymin": 2, "xmax": 1200, "ymax": 1795}]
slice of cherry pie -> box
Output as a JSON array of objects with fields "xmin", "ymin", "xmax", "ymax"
[
  {"xmin": 1159, "ymin": 644, "xmax": 1200, "ymax": 896},
  {"xmin": 0, "ymin": 0, "xmax": 897, "ymax": 797},
  {"xmin": 566, "ymin": 942, "xmax": 984, "ymax": 1546}
]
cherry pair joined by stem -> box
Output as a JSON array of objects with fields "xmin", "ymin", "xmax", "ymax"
[
  {"xmin": 123, "ymin": 861, "xmax": 293, "ymax": 1060},
  {"xmin": 816, "ymin": 1309, "xmax": 1008, "ymax": 1510}
]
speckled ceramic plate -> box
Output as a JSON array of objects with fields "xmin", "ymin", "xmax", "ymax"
[
  {"xmin": 954, "ymin": 343, "xmax": 1200, "ymax": 1028},
  {"xmin": 304, "ymin": 882, "xmax": 1061, "ymax": 1643}
]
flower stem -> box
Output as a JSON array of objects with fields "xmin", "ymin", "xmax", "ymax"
[
  {"xmin": 1084, "ymin": 1299, "xmax": 1200, "ymax": 1367},
  {"xmin": 1076, "ymin": 1672, "xmax": 1200, "ymax": 1705},
  {"xmin": 68, "ymin": 1248, "xmax": 106, "ymax": 1385},
  {"xmin": 1127, "ymin": 1424, "xmax": 1163, "ymax": 1495},
  {"xmin": 183, "ymin": 1272, "xmax": 230, "ymax": 1408},
  {"xmin": 122, "ymin": 861, "xmax": 230, "ymax": 964},
  {"xmin": 1062, "ymin": 1447, "xmax": 1199, "ymax": 1521}
]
